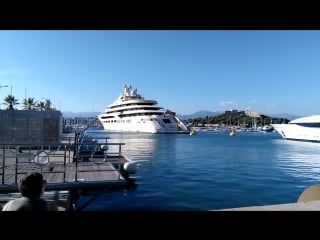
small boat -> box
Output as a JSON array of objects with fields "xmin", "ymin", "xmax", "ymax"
[
  {"xmin": 189, "ymin": 129, "xmax": 197, "ymax": 135},
  {"xmin": 229, "ymin": 129, "xmax": 236, "ymax": 136},
  {"xmin": 261, "ymin": 125, "xmax": 274, "ymax": 132}
]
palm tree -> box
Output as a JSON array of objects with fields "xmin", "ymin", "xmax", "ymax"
[
  {"xmin": 23, "ymin": 97, "xmax": 37, "ymax": 110},
  {"xmin": 3, "ymin": 94, "xmax": 19, "ymax": 110},
  {"xmin": 37, "ymin": 101, "xmax": 46, "ymax": 111}
]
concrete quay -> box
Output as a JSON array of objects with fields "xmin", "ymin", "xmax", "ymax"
[{"xmin": 218, "ymin": 200, "xmax": 320, "ymax": 211}]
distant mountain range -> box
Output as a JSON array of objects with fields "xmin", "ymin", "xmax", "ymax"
[
  {"xmin": 62, "ymin": 110, "xmax": 301, "ymax": 121},
  {"xmin": 264, "ymin": 113, "xmax": 301, "ymax": 121},
  {"xmin": 177, "ymin": 111, "xmax": 223, "ymax": 120}
]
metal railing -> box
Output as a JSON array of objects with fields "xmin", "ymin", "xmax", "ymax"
[{"xmin": 0, "ymin": 135, "xmax": 126, "ymax": 185}]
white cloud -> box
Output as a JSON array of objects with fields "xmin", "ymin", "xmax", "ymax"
[{"xmin": 220, "ymin": 101, "xmax": 235, "ymax": 107}]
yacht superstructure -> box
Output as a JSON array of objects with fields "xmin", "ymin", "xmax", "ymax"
[{"xmin": 97, "ymin": 85, "xmax": 190, "ymax": 134}]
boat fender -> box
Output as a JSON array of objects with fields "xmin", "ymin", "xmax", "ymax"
[
  {"xmin": 123, "ymin": 161, "xmax": 138, "ymax": 174},
  {"xmin": 34, "ymin": 151, "xmax": 50, "ymax": 165},
  {"xmin": 101, "ymin": 145, "xmax": 108, "ymax": 150}
]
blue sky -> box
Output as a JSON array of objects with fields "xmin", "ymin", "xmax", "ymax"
[{"xmin": 0, "ymin": 30, "xmax": 319, "ymax": 116}]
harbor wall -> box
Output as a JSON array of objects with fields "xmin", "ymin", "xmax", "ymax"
[{"xmin": 0, "ymin": 110, "xmax": 62, "ymax": 145}]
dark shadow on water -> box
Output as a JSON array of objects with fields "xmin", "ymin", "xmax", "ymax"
[{"xmin": 74, "ymin": 177, "xmax": 138, "ymax": 211}]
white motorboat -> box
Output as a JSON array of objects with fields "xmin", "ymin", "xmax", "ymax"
[
  {"xmin": 261, "ymin": 125, "xmax": 274, "ymax": 132},
  {"xmin": 97, "ymin": 84, "xmax": 190, "ymax": 134},
  {"xmin": 271, "ymin": 115, "xmax": 320, "ymax": 142}
]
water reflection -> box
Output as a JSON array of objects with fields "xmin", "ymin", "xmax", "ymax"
[
  {"xmin": 85, "ymin": 130, "xmax": 158, "ymax": 161},
  {"xmin": 272, "ymin": 139, "xmax": 320, "ymax": 180}
]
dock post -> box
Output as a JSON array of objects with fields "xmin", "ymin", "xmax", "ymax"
[
  {"xmin": 63, "ymin": 145, "xmax": 66, "ymax": 182},
  {"xmin": 72, "ymin": 131, "xmax": 78, "ymax": 163},
  {"xmin": 74, "ymin": 131, "xmax": 80, "ymax": 181},
  {"xmin": 66, "ymin": 188, "xmax": 80, "ymax": 211},
  {"xmin": 68, "ymin": 138, "xmax": 71, "ymax": 163},
  {"xmin": 2, "ymin": 147, "xmax": 5, "ymax": 184},
  {"xmin": 75, "ymin": 155, "xmax": 78, "ymax": 182},
  {"xmin": 15, "ymin": 146, "xmax": 18, "ymax": 184}
]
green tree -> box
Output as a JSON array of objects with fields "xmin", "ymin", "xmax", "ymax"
[
  {"xmin": 23, "ymin": 97, "xmax": 37, "ymax": 110},
  {"xmin": 36, "ymin": 101, "xmax": 46, "ymax": 111},
  {"xmin": 3, "ymin": 94, "xmax": 19, "ymax": 110}
]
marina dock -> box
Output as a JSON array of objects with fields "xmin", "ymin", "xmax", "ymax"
[{"xmin": 0, "ymin": 132, "xmax": 134, "ymax": 210}]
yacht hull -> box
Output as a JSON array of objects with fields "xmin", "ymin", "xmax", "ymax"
[
  {"xmin": 99, "ymin": 115, "xmax": 190, "ymax": 134},
  {"xmin": 272, "ymin": 116, "xmax": 320, "ymax": 142}
]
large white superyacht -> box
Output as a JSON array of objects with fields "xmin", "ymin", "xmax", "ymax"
[
  {"xmin": 97, "ymin": 85, "xmax": 191, "ymax": 134},
  {"xmin": 271, "ymin": 115, "xmax": 320, "ymax": 142}
]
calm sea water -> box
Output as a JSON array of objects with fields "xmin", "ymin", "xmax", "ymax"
[{"xmin": 77, "ymin": 130, "xmax": 320, "ymax": 211}]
